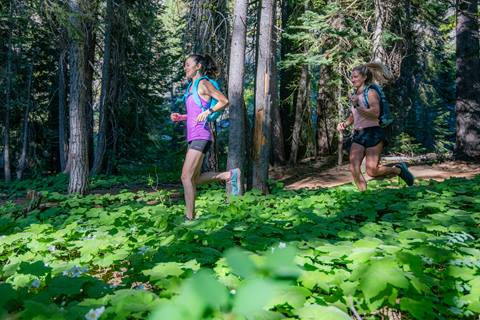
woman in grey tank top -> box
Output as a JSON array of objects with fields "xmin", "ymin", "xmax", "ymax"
[{"xmin": 337, "ymin": 63, "xmax": 414, "ymax": 191}]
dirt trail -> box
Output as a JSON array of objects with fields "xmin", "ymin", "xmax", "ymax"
[{"xmin": 271, "ymin": 160, "xmax": 480, "ymax": 190}]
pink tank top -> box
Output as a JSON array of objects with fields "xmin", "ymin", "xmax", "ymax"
[
  {"xmin": 185, "ymin": 94, "xmax": 212, "ymax": 142},
  {"xmin": 351, "ymin": 92, "xmax": 379, "ymax": 130}
]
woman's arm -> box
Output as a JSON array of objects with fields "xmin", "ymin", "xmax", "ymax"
[
  {"xmin": 171, "ymin": 113, "xmax": 187, "ymax": 122},
  {"xmin": 356, "ymin": 90, "xmax": 380, "ymax": 120},
  {"xmin": 337, "ymin": 113, "xmax": 353, "ymax": 131}
]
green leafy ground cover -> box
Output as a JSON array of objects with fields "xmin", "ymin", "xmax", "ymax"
[{"xmin": 1, "ymin": 174, "xmax": 480, "ymax": 319}]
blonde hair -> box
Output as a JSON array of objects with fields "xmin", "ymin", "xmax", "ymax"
[{"xmin": 352, "ymin": 62, "xmax": 394, "ymax": 84}]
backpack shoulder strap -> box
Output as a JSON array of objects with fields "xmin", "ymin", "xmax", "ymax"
[
  {"xmin": 192, "ymin": 76, "xmax": 212, "ymax": 108},
  {"xmin": 363, "ymin": 83, "xmax": 382, "ymax": 109},
  {"xmin": 183, "ymin": 81, "xmax": 193, "ymax": 101}
]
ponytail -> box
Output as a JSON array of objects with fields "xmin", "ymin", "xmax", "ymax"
[
  {"xmin": 352, "ymin": 62, "xmax": 394, "ymax": 84},
  {"xmin": 188, "ymin": 54, "xmax": 219, "ymax": 78}
]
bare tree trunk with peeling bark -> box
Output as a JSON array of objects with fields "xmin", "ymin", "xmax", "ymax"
[
  {"xmin": 252, "ymin": 0, "xmax": 275, "ymax": 193},
  {"xmin": 226, "ymin": 0, "xmax": 248, "ymax": 194}
]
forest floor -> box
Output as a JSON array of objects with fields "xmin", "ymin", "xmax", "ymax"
[
  {"xmin": 3, "ymin": 155, "xmax": 480, "ymax": 206},
  {"xmin": 271, "ymin": 156, "xmax": 480, "ymax": 190}
]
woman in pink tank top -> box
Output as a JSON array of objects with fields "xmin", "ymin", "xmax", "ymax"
[
  {"xmin": 337, "ymin": 63, "xmax": 414, "ymax": 191},
  {"xmin": 170, "ymin": 54, "xmax": 242, "ymax": 220}
]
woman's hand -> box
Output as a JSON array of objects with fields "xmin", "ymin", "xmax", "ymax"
[
  {"xmin": 196, "ymin": 109, "xmax": 211, "ymax": 122},
  {"xmin": 337, "ymin": 122, "xmax": 347, "ymax": 132},
  {"xmin": 171, "ymin": 113, "xmax": 187, "ymax": 122}
]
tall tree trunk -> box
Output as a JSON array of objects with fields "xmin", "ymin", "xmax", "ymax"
[
  {"xmin": 91, "ymin": 0, "xmax": 113, "ymax": 176},
  {"xmin": 393, "ymin": 0, "xmax": 417, "ymax": 135},
  {"xmin": 337, "ymin": 83, "xmax": 344, "ymax": 167},
  {"xmin": 16, "ymin": 64, "xmax": 33, "ymax": 180},
  {"xmin": 85, "ymin": 21, "xmax": 96, "ymax": 171},
  {"xmin": 67, "ymin": 0, "xmax": 89, "ymax": 194},
  {"xmin": 3, "ymin": 2, "xmax": 13, "ymax": 182},
  {"xmin": 279, "ymin": 0, "xmax": 299, "ymax": 158},
  {"xmin": 252, "ymin": 0, "xmax": 275, "ymax": 193},
  {"xmin": 58, "ymin": 38, "xmax": 69, "ymax": 172},
  {"xmin": 271, "ymin": 0, "xmax": 286, "ymax": 166},
  {"xmin": 105, "ymin": 0, "xmax": 126, "ymax": 174},
  {"xmin": 290, "ymin": 64, "xmax": 308, "ymax": 165},
  {"xmin": 455, "ymin": 0, "xmax": 480, "ymax": 160},
  {"xmin": 227, "ymin": 0, "xmax": 248, "ymax": 194},
  {"xmin": 316, "ymin": 65, "xmax": 334, "ymax": 156},
  {"xmin": 372, "ymin": 0, "xmax": 388, "ymax": 63}
]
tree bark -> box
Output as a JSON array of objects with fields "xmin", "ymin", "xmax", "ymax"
[
  {"xmin": 58, "ymin": 37, "xmax": 69, "ymax": 172},
  {"xmin": 337, "ymin": 83, "xmax": 344, "ymax": 167},
  {"xmin": 290, "ymin": 64, "xmax": 309, "ymax": 165},
  {"xmin": 271, "ymin": 0, "xmax": 286, "ymax": 166},
  {"xmin": 227, "ymin": 0, "xmax": 248, "ymax": 194},
  {"xmin": 85, "ymin": 20, "xmax": 96, "ymax": 171},
  {"xmin": 3, "ymin": 2, "xmax": 13, "ymax": 182},
  {"xmin": 252, "ymin": 0, "xmax": 275, "ymax": 193},
  {"xmin": 316, "ymin": 65, "xmax": 334, "ymax": 156},
  {"xmin": 67, "ymin": 0, "xmax": 90, "ymax": 194},
  {"xmin": 455, "ymin": 0, "xmax": 480, "ymax": 161},
  {"xmin": 372, "ymin": 0, "xmax": 388, "ymax": 63},
  {"xmin": 91, "ymin": 0, "xmax": 113, "ymax": 176},
  {"xmin": 16, "ymin": 64, "xmax": 33, "ymax": 180},
  {"xmin": 104, "ymin": 0, "xmax": 126, "ymax": 174}
]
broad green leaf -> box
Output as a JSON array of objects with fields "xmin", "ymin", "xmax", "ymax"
[
  {"xmin": 400, "ymin": 297, "xmax": 434, "ymax": 320},
  {"xmin": 447, "ymin": 266, "xmax": 476, "ymax": 281},
  {"xmin": 295, "ymin": 304, "xmax": 351, "ymax": 320},
  {"xmin": 225, "ymin": 248, "xmax": 257, "ymax": 279},
  {"xmin": 181, "ymin": 270, "xmax": 229, "ymax": 310},
  {"xmin": 18, "ymin": 261, "xmax": 52, "ymax": 277},
  {"xmin": 265, "ymin": 245, "xmax": 301, "ymax": 278},
  {"xmin": 356, "ymin": 258, "xmax": 409, "ymax": 300},
  {"xmin": 233, "ymin": 279, "xmax": 280, "ymax": 318},
  {"xmin": 266, "ymin": 286, "xmax": 310, "ymax": 308},
  {"xmin": 299, "ymin": 271, "xmax": 332, "ymax": 292},
  {"xmin": 143, "ymin": 262, "xmax": 185, "ymax": 280},
  {"xmin": 0, "ymin": 283, "xmax": 17, "ymax": 308}
]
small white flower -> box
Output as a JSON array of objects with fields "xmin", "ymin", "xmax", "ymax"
[
  {"xmin": 85, "ymin": 306, "xmax": 105, "ymax": 320},
  {"xmin": 278, "ymin": 242, "xmax": 287, "ymax": 249},
  {"xmin": 31, "ymin": 279, "xmax": 41, "ymax": 288},
  {"xmin": 48, "ymin": 245, "xmax": 56, "ymax": 252},
  {"xmin": 230, "ymin": 289, "xmax": 236, "ymax": 295}
]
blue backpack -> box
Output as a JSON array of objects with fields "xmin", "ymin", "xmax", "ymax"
[
  {"xmin": 362, "ymin": 83, "xmax": 394, "ymax": 128},
  {"xmin": 184, "ymin": 76, "xmax": 223, "ymax": 123}
]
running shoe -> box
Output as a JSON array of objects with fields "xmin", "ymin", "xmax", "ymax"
[
  {"xmin": 229, "ymin": 168, "xmax": 242, "ymax": 196},
  {"xmin": 395, "ymin": 162, "xmax": 415, "ymax": 186}
]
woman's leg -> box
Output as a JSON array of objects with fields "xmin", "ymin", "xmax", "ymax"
[
  {"xmin": 181, "ymin": 149, "xmax": 205, "ymax": 219},
  {"xmin": 349, "ymin": 143, "xmax": 367, "ymax": 191},
  {"xmin": 196, "ymin": 171, "xmax": 230, "ymax": 185},
  {"xmin": 365, "ymin": 142, "xmax": 401, "ymax": 178}
]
